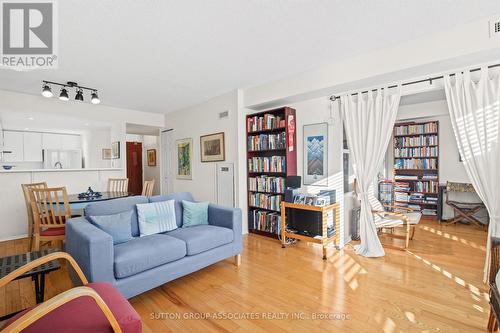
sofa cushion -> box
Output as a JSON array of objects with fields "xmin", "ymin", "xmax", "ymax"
[
  {"xmin": 85, "ymin": 196, "xmax": 148, "ymax": 237},
  {"xmin": 182, "ymin": 200, "xmax": 209, "ymax": 228},
  {"xmin": 2, "ymin": 282, "xmax": 141, "ymax": 333},
  {"xmin": 114, "ymin": 234, "xmax": 186, "ymax": 278},
  {"xmin": 166, "ymin": 225, "xmax": 233, "ymax": 255},
  {"xmin": 89, "ymin": 210, "xmax": 133, "ymax": 245},
  {"xmin": 150, "ymin": 192, "xmax": 194, "ymax": 227},
  {"xmin": 136, "ymin": 200, "xmax": 177, "ymax": 237}
]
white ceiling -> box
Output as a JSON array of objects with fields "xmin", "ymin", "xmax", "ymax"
[{"xmin": 1, "ymin": 0, "xmax": 500, "ymax": 114}]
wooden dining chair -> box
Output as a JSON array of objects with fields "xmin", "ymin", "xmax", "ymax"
[
  {"xmin": 141, "ymin": 179, "xmax": 155, "ymax": 197},
  {"xmin": 108, "ymin": 178, "xmax": 129, "ymax": 192},
  {"xmin": 29, "ymin": 187, "xmax": 72, "ymax": 251},
  {"xmin": 21, "ymin": 182, "xmax": 48, "ymax": 251}
]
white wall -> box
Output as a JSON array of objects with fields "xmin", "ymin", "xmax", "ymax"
[
  {"xmin": 82, "ymin": 128, "xmax": 112, "ymax": 169},
  {"xmin": 164, "ymin": 90, "xmax": 239, "ymax": 205}
]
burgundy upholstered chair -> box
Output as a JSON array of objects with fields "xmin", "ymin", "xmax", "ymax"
[{"xmin": 0, "ymin": 252, "xmax": 141, "ymax": 333}]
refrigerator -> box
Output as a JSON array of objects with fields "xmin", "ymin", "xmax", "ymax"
[{"xmin": 43, "ymin": 149, "xmax": 83, "ymax": 169}]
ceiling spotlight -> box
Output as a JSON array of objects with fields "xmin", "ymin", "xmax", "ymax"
[
  {"xmin": 59, "ymin": 88, "xmax": 69, "ymax": 101},
  {"xmin": 41, "ymin": 83, "xmax": 53, "ymax": 98},
  {"xmin": 91, "ymin": 91, "xmax": 100, "ymax": 104},
  {"xmin": 75, "ymin": 89, "xmax": 84, "ymax": 102}
]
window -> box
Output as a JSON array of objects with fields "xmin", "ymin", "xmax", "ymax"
[{"xmin": 343, "ymin": 126, "xmax": 354, "ymax": 193}]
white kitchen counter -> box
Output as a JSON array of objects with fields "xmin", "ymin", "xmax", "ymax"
[{"xmin": 0, "ymin": 168, "xmax": 123, "ymax": 173}]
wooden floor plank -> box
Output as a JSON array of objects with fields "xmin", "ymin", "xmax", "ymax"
[{"xmin": 0, "ymin": 219, "xmax": 490, "ymax": 332}]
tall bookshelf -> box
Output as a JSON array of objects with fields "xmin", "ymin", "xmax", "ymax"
[
  {"xmin": 246, "ymin": 107, "xmax": 297, "ymax": 238},
  {"xmin": 393, "ymin": 121, "xmax": 439, "ymax": 218}
]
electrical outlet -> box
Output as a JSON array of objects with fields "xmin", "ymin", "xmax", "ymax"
[{"xmin": 489, "ymin": 18, "xmax": 500, "ymax": 39}]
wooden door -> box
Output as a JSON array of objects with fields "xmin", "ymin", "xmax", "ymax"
[{"xmin": 126, "ymin": 142, "xmax": 143, "ymax": 195}]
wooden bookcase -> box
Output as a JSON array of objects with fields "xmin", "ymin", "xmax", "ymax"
[
  {"xmin": 393, "ymin": 121, "xmax": 439, "ymax": 218},
  {"xmin": 246, "ymin": 107, "xmax": 297, "ymax": 238}
]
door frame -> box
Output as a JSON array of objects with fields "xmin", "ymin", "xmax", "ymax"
[{"xmin": 160, "ymin": 129, "xmax": 174, "ymax": 195}]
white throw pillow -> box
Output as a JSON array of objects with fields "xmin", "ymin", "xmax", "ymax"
[{"xmin": 136, "ymin": 200, "xmax": 177, "ymax": 237}]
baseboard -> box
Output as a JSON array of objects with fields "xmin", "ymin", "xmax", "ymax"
[{"xmin": 0, "ymin": 234, "xmax": 28, "ymax": 243}]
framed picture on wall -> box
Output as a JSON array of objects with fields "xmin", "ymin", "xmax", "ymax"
[
  {"xmin": 111, "ymin": 141, "xmax": 120, "ymax": 159},
  {"xmin": 303, "ymin": 122, "xmax": 328, "ymax": 186},
  {"xmin": 147, "ymin": 149, "xmax": 157, "ymax": 166},
  {"xmin": 176, "ymin": 138, "xmax": 193, "ymax": 179},
  {"xmin": 200, "ymin": 132, "xmax": 225, "ymax": 162},
  {"xmin": 102, "ymin": 148, "xmax": 112, "ymax": 160}
]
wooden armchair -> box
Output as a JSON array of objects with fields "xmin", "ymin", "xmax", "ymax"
[
  {"xmin": 0, "ymin": 252, "xmax": 141, "ymax": 333},
  {"xmin": 370, "ymin": 196, "xmax": 421, "ymax": 250}
]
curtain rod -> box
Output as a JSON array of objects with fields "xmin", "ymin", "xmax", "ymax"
[{"xmin": 329, "ymin": 62, "xmax": 500, "ymax": 101}]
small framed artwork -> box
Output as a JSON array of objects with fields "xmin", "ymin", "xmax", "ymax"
[
  {"xmin": 102, "ymin": 148, "xmax": 112, "ymax": 160},
  {"xmin": 176, "ymin": 138, "xmax": 193, "ymax": 179},
  {"xmin": 147, "ymin": 149, "xmax": 157, "ymax": 166},
  {"xmin": 111, "ymin": 141, "xmax": 120, "ymax": 159},
  {"xmin": 303, "ymin": 123, "xmax": 328, "ymax": 186},
  {"xmin": 200, "ymin": 132, "xmax": 225, "ymax": 162}
]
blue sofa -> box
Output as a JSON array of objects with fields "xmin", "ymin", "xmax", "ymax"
[{"xmin": 66, "ymin": 192, "xmax": 242, "ymax": 298}]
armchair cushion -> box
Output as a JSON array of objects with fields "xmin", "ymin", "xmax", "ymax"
[
  {"xmin": 2, "ymin": 282, "xmax": 141, "ymax": 333},
  {"xmin": 114, "ymin": 234, "xmax": 186, "ymax": 278},
  {"xmin": 40, "ymin": 227, "xmax": 65, "ymax": 236},
  {"xmin": 167, "ymin": 225, "xmax": 233, "ymax": 255}
]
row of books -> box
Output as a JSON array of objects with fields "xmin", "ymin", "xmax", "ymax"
[
  {"xmin": 412, "ymin": 180, "xmax": 439, "ymax": 193},
  {"xmin": 395, "ymin": 192, "xmax": 437, "ymax": 204},
  {"xmin": 248, "ymin": 193, "xmax": 282, "ymax": 211},
  {"xmin": 394, "ymin": 174, "xmax": 438, "ymax": 181},
  {"xmin": 248, "ymin": 176, "xmax": 285, "ymax": 193},
  {"xmin": 395, "ymin": 122, "xmax": 438, "ymax": 135},
  {"xmin": 248, "ymin": 156, "xmax": 286, "ymax": 173},
  {"xmin": 247, "ymin": 114, "xmax": 285, "ymax": 133},
  {"xmin": 247, "ymin": 133, "xmax": 286, "ymax": 151},
  {"xmin": 394, "ymin": 182, "xmax": 410, "ymax": 192},
  {"xmin": 394, "ymin": 158, "xmax": 437, "ymax": 170},
  {"xmin": 394, "ymin": 146, "xmax": 438, "ymax": 158},
  {"xmin": 394, "ymin": 135, "xmax": 438, "ymax": 147},
  {"xmin": 250, "ymin": 210, "xmax": 281, "ymax": 235}
]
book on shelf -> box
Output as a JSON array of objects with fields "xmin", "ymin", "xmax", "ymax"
[
  {"xmin": 248, "ymin": 156, "xmax": 286, "ymax": 173},
  {"xmin": 250, "ymin": 210, "xmax": 281, "ymax": 235},
  {"xmin": 394, "ymin": 158, "xmax": 437, "ymax": 170},
  {"xmin": 248, "ymin": 132, "xmax": 286, "ymax": 151},
  {"xmin": 394, "ymin": 146, "xmax": 438, "ymax": 158},
  {"xmin": 395, "ymin": 122, "xmax": 438, "ymax": 135},
  {"xmin": 248, "ymin": 193, "xmax": 282, "ymax": 211},
  {"xmin": 422, "ymin": 208, "xmax": 437, "ymax": 216},
  {"xmin": 248, "ymin": 176, "xmax": 285, "ymax": 193},
  {"xmin": 394, "ymin": 135, "xmax": 438, "ymax": 147},
  {"xmin": 247, "ymin": 114, "xmax": 285, "ymax": 132}
]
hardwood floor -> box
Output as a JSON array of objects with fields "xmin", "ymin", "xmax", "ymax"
[{"xmin": 0, "ymin": 219, "xmax": 490, "ymax": 332}]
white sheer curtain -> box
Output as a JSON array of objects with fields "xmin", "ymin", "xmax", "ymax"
[
  {"xmin": 444, "ymin": 67, "xmax": 500, "ymax": 280},
  {"xmin": 341, "ymin": 87, "xmax": 401, "ymax": 257}
]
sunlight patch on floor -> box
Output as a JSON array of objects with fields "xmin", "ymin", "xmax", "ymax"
[{"xmin": 418, "ymin": 225, "xmax": 486, "ymax": 251}]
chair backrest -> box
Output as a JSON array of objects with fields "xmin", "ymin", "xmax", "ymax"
[
  {"xmin": 141, "ymin": 180, "xmax": 155, "ymax": 196},
  {"xmin": 21, "ymin": 182, "xmax": 48, "ymax": 225},
  {"xmin": 108, "ymin": 178, "xmax": 129, "ymax": 192},
  {"xmin": 30, "ymin": 187, "xmax": 71, "ymax": 229}
]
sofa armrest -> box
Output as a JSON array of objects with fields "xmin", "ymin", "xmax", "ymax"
[
  {"xmin": 66, "ymin": 217, "xmax": 115, "ymax": 284},
  {"xmin": 208, "ymin": 204, "xmax": 242, "ymax": 248}
]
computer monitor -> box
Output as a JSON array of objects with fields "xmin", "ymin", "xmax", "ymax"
[{"xmin": 286, "ymin": 176, "xmax": 301, "ymax": 189}]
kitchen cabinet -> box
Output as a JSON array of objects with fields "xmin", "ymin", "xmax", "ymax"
[
  {"xmin": 23, "ymin": 132, "xmax": 43, "ymax": 162},
  {"xmin": 42, "ymin": 133, "xmax": 81, "ymax": 150},
  {"xmin": 61, "ymin": 134, "xmax": 81, "ymax": 150},
  {"xmin": 3, "ymin": 131, "xmax": 23, "ymax": 162},
  {"xmin": 42, "ymin": 133, "xmax": 62, "ymax": 150}
]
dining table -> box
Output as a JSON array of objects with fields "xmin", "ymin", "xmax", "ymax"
[{"xmin": 61, "ymin": 191, "xmax": 135, "ymax": 212}]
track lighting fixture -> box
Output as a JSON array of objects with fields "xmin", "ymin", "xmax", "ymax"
[
  {"xmin": 41, "ymin": 80, "xmax": 100, "ymax": 105},
  {"xmin": 41, "ymin": 83, "xmax": 53, "ymax": 98},
  {"xmin": 91, "ymin": 91, "xmax": 100, "ymax": 104},
  {"xmin": 75, "ymin": 89, "xmax": 84, "ymax": 102},
  {"xmin": 59, "ymin": 88, "xmax": 69, "ymax": 101}
]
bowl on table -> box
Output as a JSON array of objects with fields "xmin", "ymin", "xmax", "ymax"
[{"xmin": 2, "ymin": 165, "xmax": 14, "ymax": 170}]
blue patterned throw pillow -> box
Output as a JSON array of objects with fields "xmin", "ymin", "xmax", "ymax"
[{"xmin": 136, "ymin": 200, "xmax": 177, "ymax": 237}]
